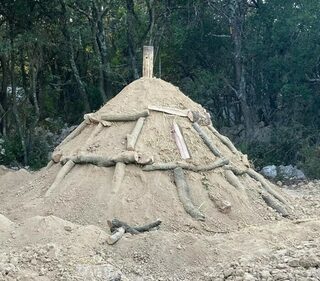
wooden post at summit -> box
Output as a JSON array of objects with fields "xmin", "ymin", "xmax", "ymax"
[{"xmin": 143, "ymin": 46, "xmax": 154, "ymax": 78}]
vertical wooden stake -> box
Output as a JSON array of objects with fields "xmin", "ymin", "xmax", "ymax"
[
  {"xmin": 45, "ymin": 160, "xmax": 76, "ymax": 197},
  {"xmin": 143, "ymin": 46, "xmax": 154, "ymax": 78}
]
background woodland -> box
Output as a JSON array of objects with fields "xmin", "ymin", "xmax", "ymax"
[{"xmin": 0, "ymin": 0, "xmax": 319, "ymax": 177}]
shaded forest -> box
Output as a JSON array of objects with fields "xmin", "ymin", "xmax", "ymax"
[{"xmin": 0, "ymin": 0, "xmax": 319, "ymax": 176}]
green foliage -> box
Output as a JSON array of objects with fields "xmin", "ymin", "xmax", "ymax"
[
  {"xmin": 299, "ymin": 146, "xmax": 320, "ymax": 179},
  {"xmin": 0, "ymin": 136, "xmax": 24, "ymax": 166},
  {"xmin": 1, "ymin": 0, "xmax": 320, "ymax": 177},
  {"xmin": 27, "ymin": 128, "xmax": 51, "ymax": 170}
]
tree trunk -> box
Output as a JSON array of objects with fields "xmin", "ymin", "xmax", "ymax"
[
  {"xmin": 9, "ymin": 30, "xmax": 28, "ymax": 165},
  {"xmin": 69, "ymin": 44, "xmax": 91, "ymax": 112},
  {"xmin": 0, "ymin": 55, "xmax": 9, "ymax": 136},
  {"xmin": 92, "ymin": 1, "xmax": 111, "ymax": 99},
  {"xmin": 126, "ymin": 0, "xmax": 139, "ymax": 79},
  {"xmin": 229, "ymin": 0, "xmax": 255, "ymax": 139},
  {"xmin": 30, "ymin": 58, "xmax": 40, "ymax": 124},
  {"xmin": 87, "ymin": 12, "xmax": 107, "ymax": 103},
  {"xmin": 60, "ymin": 0, "xmax": 91, "ymax": 113}
]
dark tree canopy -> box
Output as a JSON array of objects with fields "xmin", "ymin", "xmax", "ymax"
[{"xmin": 0, "ymin": 0, "xmax": 320, "ymax": 176}]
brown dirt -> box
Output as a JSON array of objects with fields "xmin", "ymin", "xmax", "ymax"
[{"xmin": 1, "ymin": 77, "xmax": 318, "ymax": 280}]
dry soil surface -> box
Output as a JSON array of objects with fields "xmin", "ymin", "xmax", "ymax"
[{"xmin": 1, "ymin": 174, "xmax": 320, "ymax": 280}]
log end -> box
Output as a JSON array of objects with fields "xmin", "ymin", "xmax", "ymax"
[
  {"xmin": 136, "ymin": 153, "xmax": 154, "ymax": 165},
  {"xmin": 126, "ymin": 134, "xmax": 135, "ymax": 151},
  {"xmin": 52, "ymin": 152, "xmax": 63, "ymax": 163}
]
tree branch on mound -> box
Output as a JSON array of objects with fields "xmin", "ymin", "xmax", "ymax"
[
  {"xmin": 57, "ymin": 121, "xmax": 88, "ymax": 148},
  {"xmin": 224, "ymin": 170, "xmax": 246, "ymax": 191},
  {"xmin": 85, "ymin": 123, "xmax": 104, "ymax": 147},
  {"xmin": 192, "ymin": 122, "xmax": 222, "ymax": 157},
  {"xmin": 208, "ymin": 125, "xmax": 239, "ymax": 155},
  {"xmin": 142, "ymin": 157, "xmax": 229, "ymax": 172},
  {"xmin": 261, "ymin": 192, "xmax": 289, "ymax": 217}
]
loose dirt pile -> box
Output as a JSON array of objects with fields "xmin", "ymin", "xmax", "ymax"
[
  {"xmin": 1, "ymin": 212, "xmax": 320, "ymax": 280},
  {"xmin": 1, "ymin": 77, "xmax": 318, "ymax": 281},
  {"xmin": 0, "ymin": 78, "xmax": 296, "ymax": 233}
]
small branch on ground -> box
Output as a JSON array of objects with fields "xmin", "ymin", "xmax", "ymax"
[{"xmin": 106, "ymin": 219, "xmax": 162, "ymax": 244}]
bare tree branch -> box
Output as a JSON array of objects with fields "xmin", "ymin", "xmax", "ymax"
[
  {"xmin": 306, "ymin": 74, "xmax": 320, "ymax": 83},
  {"xmin": 223, "ymin": 77, "xmax": 239, "ymax": 97},
  {"xmin": 67, "ymin": 3, "xmax": 92, "ymax": 20},
  {"xmin": 209, "ymin": 33, "xmax": 231, "ymax": 38}
]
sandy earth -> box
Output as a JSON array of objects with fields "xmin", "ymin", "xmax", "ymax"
[
  {"xmin": 1, "ymin": 186, "xmax": 320, "ymax": 280},
  {"xmin": 1, "ymin": 78, "xmax": 320, "ymax": 280}
]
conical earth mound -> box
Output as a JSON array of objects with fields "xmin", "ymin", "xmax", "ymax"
[{"xmin": 0, "ymin": 77, "xmax": 294, "ymax": 233}]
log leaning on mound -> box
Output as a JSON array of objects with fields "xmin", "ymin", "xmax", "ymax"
[
  {"xmin": 143, "ymin": 157, "xmax": 229, "ymax": 172},
  {"xmin": 111, "ymin": 162, "xmax": 126, "ymax": 194},
  {"xmin": 224, "ymin": 169, "xmax": 246, "ymax": 191},
  {"xmin": 246, "ymin": 168, "xmax": 289, "ymax": 206},
  {"xmin": 208, "ymin": 125, "xmax": 239, "ymax": 155},
  {"xmin": 85, "ymin": 122, "xmax": 104, "ymax": 147},
  {"xmin": 192, "ymin": 122, "xmax": 222, "ymax": 157},
  {"xmin": 261, "ymin": 192, "xmax": 289, "ymax": 217},
  {"xmin": 101, "ymin": 110, "xmax": 150, "ymax": 122},
  {"xmin": 61, "ymin": 151, "xmax": 154, "ymax": 167},
  {"xmin": 57, "ymin": 120, "xmax": 88, "ymax": 148},
  {"xmin": 46, "ymin": 160, "xmax": 54, "ymax": 169},
  {"xmin": 45, "ymin": 160, "xmax": 76, "ymax": 197},
  {"xmin": 173, "ymin": 167, "xmax": 205, "ymax": 221},
  {"xmin": 127, "ymin": 117, "xmax": 145, "ymax": 151}
]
